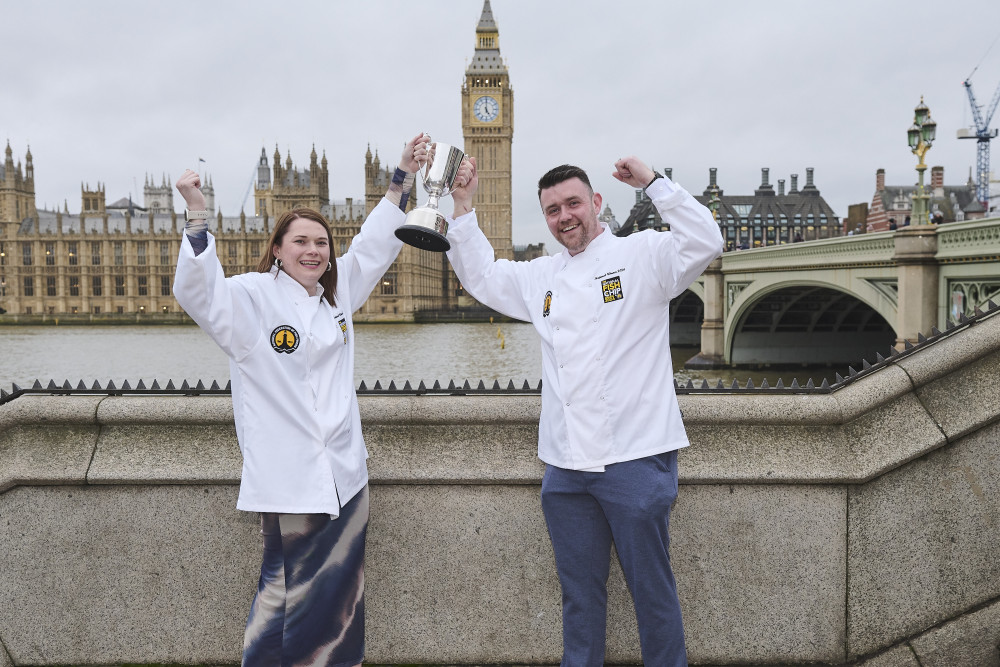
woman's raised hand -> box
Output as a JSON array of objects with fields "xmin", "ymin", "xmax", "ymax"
[
  {"xmin": 400, "ymin": 133, "xmax": 430, "ymax": 174},
  {"xmin": 176, "ymin": 169, "xmax": 207, "ymax": 211}
]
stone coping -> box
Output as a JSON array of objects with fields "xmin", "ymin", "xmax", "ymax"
[{"xmin": 2, "ymin": 307, "xmax": 999, "ymax": 492}]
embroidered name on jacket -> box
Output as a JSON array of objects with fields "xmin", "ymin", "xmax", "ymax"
[
  {"xmin": 601, "ymin": 276, "xmax": 624, "ymax": 303},
  {"xmin": 270, "ymin": 325, "xmax": 300, "ymax": 354}
]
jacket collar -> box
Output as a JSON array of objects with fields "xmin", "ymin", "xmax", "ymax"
[
  {"xmin": 270, "ymin": 265, "xmax": 322, "ymax": 300},
  {"xmin": 559, "ymin": 223, "xmax": 612, "ymax": 266}
]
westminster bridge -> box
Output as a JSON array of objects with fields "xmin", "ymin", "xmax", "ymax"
[{"xmin": 674, "ymin": 215, "xmax": 1000, "ymax": 368}]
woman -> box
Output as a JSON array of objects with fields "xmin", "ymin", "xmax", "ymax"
[{"xmin": 173, "ymin": 133, "xmax": 429, "ymax": 667}]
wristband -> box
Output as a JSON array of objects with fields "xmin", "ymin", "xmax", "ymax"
[
  {"xmin": 184, "ymin": 208, "xmax": 210, "ymax": 221},
  {"xmin": 644, "ymin": 173, "xmax": 663, "ymax": 191}
]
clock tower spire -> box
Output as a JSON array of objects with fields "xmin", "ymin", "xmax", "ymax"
[{"xmin": 462, "ymin": 0, "xmax": 513, "ymax": 260}]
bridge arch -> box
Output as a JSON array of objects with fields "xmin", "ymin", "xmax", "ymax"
[
  {"xmin": 670, "ymin": 287, "xmax": 704, "ymax": 346},
  {"xmin": 726, "ymin": 281, "xmax": 897, "ymax": 366}
]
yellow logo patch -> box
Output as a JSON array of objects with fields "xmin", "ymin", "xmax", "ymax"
[
  {"xmin": 601, "ymin": 276, "xmax": 623, "ymax": 303},
  {"xmin": 542, "ymin": 290, "xmax": 552, "ymax": 317},
  {"xmin": 270, "ymin": 325, "xmax": 299, "ymax": 354}
]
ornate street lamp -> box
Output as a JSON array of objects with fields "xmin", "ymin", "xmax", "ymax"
[
  {"xmin": 708, "ymin": 186, "xmax": 721, "ymax": 222},
  {"xmin": 908, "ymin": 97, "xmax": 937, "ymax": 225}
]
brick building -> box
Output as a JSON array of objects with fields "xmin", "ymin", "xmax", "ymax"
[{"xmin": 865, "ymin": 166, "xmax": 985, "ymax": 231}]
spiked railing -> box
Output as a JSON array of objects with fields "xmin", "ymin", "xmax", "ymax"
[{"xmin": 3, "ymin": 300, "xmax": 999, "ymax": 406}]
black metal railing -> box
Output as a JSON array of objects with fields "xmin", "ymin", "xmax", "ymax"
[{"xmin": 2, "ymin": 300, "xmax": 998, "ymax": 406}]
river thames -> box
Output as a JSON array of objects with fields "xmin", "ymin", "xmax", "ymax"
[{"xmin": 0, "ymin": 323, "xmax": 846, "ymax": 389}]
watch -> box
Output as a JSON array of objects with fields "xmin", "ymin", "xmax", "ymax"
[{"xmin": 185, "ymin": 208, "xmax": 210, "ymax": 221}]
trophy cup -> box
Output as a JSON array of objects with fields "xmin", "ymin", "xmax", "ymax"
[{"xmin": 395, "ymin": 141, "xmax": 465, "ymax": 252}]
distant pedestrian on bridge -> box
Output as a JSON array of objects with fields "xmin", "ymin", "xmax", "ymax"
[
  {"xmin": 445, "ymin": 155, "xmax": 724, "ymax": 666},
  {"xmin": 173, "ymin": 133, "xmax": 429, "ymax": 667}
]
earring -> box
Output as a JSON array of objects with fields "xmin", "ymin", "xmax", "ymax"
[
  {"xmin": 326, "ymin": 261, "xmax": 332, "ymax": 272},
  {"xmin": 275, "ymin": 258, "xmax": 283, "ymax": 269}
]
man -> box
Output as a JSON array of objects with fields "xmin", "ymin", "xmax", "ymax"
[{"xmin": 446, "ymin": 155, "xmax": 724, "ymax": 666}]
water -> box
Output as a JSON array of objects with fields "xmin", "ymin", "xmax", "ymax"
[{"xmin": 0, "ymin": 323, "xmax": 844, "ymax": 390}]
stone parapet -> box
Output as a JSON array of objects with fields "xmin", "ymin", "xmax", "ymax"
[{"xmin": 2, "ymin": 310, "xmax": 1000, "ymax": 665}]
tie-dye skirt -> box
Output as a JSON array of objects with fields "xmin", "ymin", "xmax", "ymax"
[{"xmin": 242, "ymin": 486, "xmax": 369, "ymax": 667}]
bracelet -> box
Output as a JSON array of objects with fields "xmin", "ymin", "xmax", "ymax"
[
  {"xmin": 184, "ymin": 208, "xmax": 211, "ymax": 221},
  {"xmin": 644, "ymin": 173, "xmax": 663, "ymax": 191}
]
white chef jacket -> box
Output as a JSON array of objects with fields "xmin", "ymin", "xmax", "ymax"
[
  {"xmin": 173, "ymin": 198, "xmax": 404, "ymax": 516},
  {"xmin": 447, "ymin": 178, "xmax": 724, "ymax": 470}
]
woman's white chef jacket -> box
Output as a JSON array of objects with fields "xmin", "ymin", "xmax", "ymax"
[
  {"xmin": 173, "ymin": 198, "xmax": 404, "ymax": 516},
  {"xmin": 446, "ymin": 178, "xmax": 724, "ymax": 470}
]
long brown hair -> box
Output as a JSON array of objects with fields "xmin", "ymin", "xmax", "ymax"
[{"xmin": 255, "ymin": 207, "xmax": 338, "ymax": 305}]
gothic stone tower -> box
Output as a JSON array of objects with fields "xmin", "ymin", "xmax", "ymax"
[
  {"xmin": 462, "ymin": 0, "xmax": 513, "ymax": 261},
  {"xmin": 143, "ymin": 174, "xmax": 175, "ymax": 215},
  {"xmin": 253, "ymin": 145, "xmax": 330, "ymax": 220},
  {"xmin": 0, "ymin": 142, "xmax": 37, "ymax": 228}
]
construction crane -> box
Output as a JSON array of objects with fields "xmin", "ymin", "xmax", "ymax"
[
  {"xmin": 959, "ymin": 75, "xmax": 1000, "ymax": 211},
  {"xmin": 237, "ymin": 165, "xmax": 258, "ymax": 216}
]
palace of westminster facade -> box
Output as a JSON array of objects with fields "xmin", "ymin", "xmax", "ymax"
[
  {"xmin": 0, "ymin": 2, "xmax": 520, "ymax": 321},
  {"xmin": 2, "ymin": 0, "xmax": 848, "ymax": 321}
]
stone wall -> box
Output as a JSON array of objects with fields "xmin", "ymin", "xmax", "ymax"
[{"xmin": 2, "ymin": 311, "xmax": 999, "ymax": 666}]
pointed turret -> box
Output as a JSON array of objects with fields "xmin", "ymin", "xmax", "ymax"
[
  {"xmin": 257, "ymin": 147, "xmax": 271, "ymax": 189},
  {"xmin": 467, "ymin": 0, "xmax": 502, "ymax": 75},
  {"xmin": 25, "ymin": 145, "xmax": 33, "ymax": 184},
  {"xmin": 4, "ymin": 141, "xmax": 14, "ymax": 179},
  {"xmin": 273, "ymin": 144, "xmax": 283, "ymax": 183}
]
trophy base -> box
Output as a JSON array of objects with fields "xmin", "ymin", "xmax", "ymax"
[
  {"xmin": 395, "ymin": 208, "xmax": 451, "ymax": 252},
  {"xmin": 395, "ymin": 225, "xmax": 451, "ymax": 252}
]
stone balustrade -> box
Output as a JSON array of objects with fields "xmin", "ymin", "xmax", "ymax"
[{"xmin": 2, "ymin": 309, "xmax": 1000, "ymax": 666}]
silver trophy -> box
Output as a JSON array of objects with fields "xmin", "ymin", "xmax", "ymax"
[{"xmin": 395, "ymin": 141, "xmax": 465, "ymax": 252}]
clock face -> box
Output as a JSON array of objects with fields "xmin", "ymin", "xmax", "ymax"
[{"xmin": 473, "ymin": 95, "xmax": 500, "ymax": 122}]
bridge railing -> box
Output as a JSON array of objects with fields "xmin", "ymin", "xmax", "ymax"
[
  {"xmin": 717, "ymin": 215, "xmax": 1000, "ymax": 273},
  {"xmin": 720, "ymin": 231, "xmax": 897, "ymax": 273},
  {"xmin": 935, "ymin": 215, "xmax": 1000, "ymax": 262}
]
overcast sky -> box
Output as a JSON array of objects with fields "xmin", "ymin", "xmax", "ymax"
[{"xmin": 3, "ymin": 1, "xmax": 1000, "ymax": 246}]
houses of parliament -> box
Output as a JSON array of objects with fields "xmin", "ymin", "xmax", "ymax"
[{"xmin": 0, "ymin": 1, "xmax": 527, "ymax": 321}]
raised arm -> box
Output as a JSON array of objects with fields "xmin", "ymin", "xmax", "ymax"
[
  {"xmin": 176, "ymin": 169, "xmax": 209, "ymax": 255},
  {"xmin": 445, "ymin": 157, "xmax": 536, "ymax": 322},
  {"xmin": 172, "ymin": 169, "xmax": 260, "ymax": 359},
  {"xmin": 339, "ymin": 133, "xmax": 429, "ymax": 308},
  {"xmin": 614, "ymin": 156, "xmax": 724, "ymax": 298}
]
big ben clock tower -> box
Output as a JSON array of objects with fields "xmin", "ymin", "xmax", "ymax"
[{"xmin": 462, "ymin": 0, "xmax": 513, "ymax": 261}]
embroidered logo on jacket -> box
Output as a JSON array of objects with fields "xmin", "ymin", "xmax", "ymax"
[
  {"xmin": 270, "ymin": 325, "xmax": 300, "ymax": 354},
  {"xmin": 338, "ymin": 317, "xmax": 348, "ymax": 345},
  {"xmin": 542, "ymin": 291, "xmax": 552, "ymax": 317},
  {"xmin": 601, "ymin": 276, "xmax": 624, "ymax": 303}
]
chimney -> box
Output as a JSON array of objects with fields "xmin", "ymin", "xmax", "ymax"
[
  {"xmin": 778, "ymin": 179, "xmax": 785, "ymax": 196},
  {"xmin": 790, "ymin": 174, "xmax": 799, "ymax": 194},
  {"xmin": 755, "ymin": 168, "xmax": 774, "ymax": 196},
  {"xmin": 931, "ymin": 165, "xmax": 944, "ymax": 189},
  {"xmin": 665, "ymin": 168, "xmax": 672, "ymax": 181},
  {"xmin": 704, "ymin": 168, "xmax": 724, "ymax": 197},
  {"xmin": 806, "ymin": 168, "xmax": 815, "ymax": 189},
  {"xmin": 876, "ymin": 168, "xmax": 885, "ymax": 192}
]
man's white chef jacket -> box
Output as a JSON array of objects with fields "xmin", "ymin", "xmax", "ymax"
[
  {"xmin": 446, "ymin": 178, "xmax": 724, "ymax": 470},
  {"xmin": 173, "ymin": 198, "xmax": 404, "ymax": 516}
]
